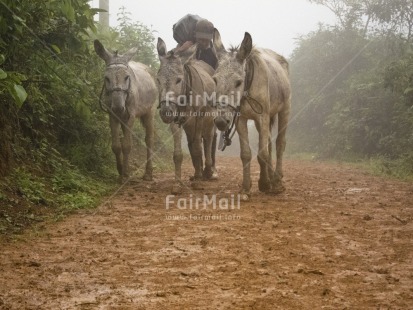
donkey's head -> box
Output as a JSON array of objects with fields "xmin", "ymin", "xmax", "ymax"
[
  {"xmin": 94, "ymin": 40, "xmax": 137, "ymax": 116},
  {"xmin": 156, "ymin": 38, "xmax": 187, "ymax": 124},
  {"xmin": 212, "ymin": 30, "xmax": 253, "ymax": 131}
]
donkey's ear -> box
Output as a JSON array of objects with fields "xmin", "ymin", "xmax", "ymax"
[
  {"xmin": 213, "ymin": 28, "xmax": 226, "ymax": 56},
  {"xmin": 94, "ymin": 39, "xmax": 113, "ymax": 64},
  {"xmin": 237, "ymin": 32, "xmax": 253, "ymax": 62},
  {"xmin": 123, "ymin": 47, "xmax": 138, "ymax": 62},
  {"xmin": 157, "ymin": 37, "xmax": 167, "ymax": 58}
]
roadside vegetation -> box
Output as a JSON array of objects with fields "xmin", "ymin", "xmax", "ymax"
[
  {"xmin": 288, "ymin": 0, "xmax": 413, "ymax": 180},
  {"xmin": 0, "ymin": 1, "xmax": 172, "ymax": 236}
]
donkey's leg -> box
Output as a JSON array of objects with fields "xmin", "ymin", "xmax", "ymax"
[
  {"xmin": 267, "ymin": 116, "xmax": 277, "ymax": 180},
  {"xmin": 141, "ymin": 111, "xmax": 154, "ymax": 181},
  {"xmin": 188, "ymin": 137, "xmax": 203, "ymax": 180},
  {"xmin": 210, "ymin": 130, "xmax": 219, "ymax": 179},
  {"xmin": 202, "ymin": 123, "xmax": 214, "ymax": 180},
  {"xmin": 170, "ymin": 123, "xmax": 183, "ymax": 194},
  {"xmin": 120, "ymin": 117, "xmax": 135, "ymax": 179},
  {"xmin": 170, "ymin": 123, "xmax": 183, "ymax": 181},
  {"xmin": 110, "ymin": 116, "xmax": 123, "ymax": 182},
  {"xmin": 268, "ymin": 135, "xmax": 274, "ymax": 180},
  {"xmin": 255, "ymin": 117, "xmax": 271, "ymax": 193},
  {"xmin": 186, "ymin": 118, "xmax": 203, "ymax": 180},
  {"xmin": 237, "ymin": 117, "xmax": 252, "ymax": 199},
  {"xmin": 272, "ymin": 108, "xmax": 290, "ymax": 193}
]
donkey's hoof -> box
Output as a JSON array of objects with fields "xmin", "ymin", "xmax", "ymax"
[
  {"xmin": 189, "ymin": 175, "xmax": 202, "ymax": 181},
  {"xmin": 210, "ymin": 170, "xmax": 219, "ymax": 180},
  {"xmin": 171, "ymin": 183, "xmax": 182, "ymax": 195},
  {"xmin": 142, "ymin": 173, "xmax": 153, "ymax": 181},
  {"xmin": 240, "ymin": 192, "xmax": 250, "ymax": 201},
  {"xmin": 203, "ymin": 169, "xmax": 219, "ymax": 181},
  {"xmin": 258, "ymin": 178, "xmax": 271, "ymax": 193},
  {"xmin": 269, "ymin": 183, "xmax": 286, "ymax": 195},
  {"xmin": 272, "ymin": 172, "xmax": 283, "ymax": 184},
  {"xmin": 118, "ymin": 175, "xmax": 129, "ymax": 184},
  {"xmin": 240, "ymin": 189, "xmax": 251, "ymax": 201}
]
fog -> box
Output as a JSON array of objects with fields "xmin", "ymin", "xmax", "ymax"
[
  {"xmin": 89, "ymin": 0, "xmax": 337, "ymax": 156},
  {"xmin": 90, "ymin": 0, "xmax": 336, "ymax": 57}
]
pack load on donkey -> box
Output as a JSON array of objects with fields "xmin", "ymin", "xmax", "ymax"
[{"xmin": 172, "ymin": 14, "xmax": 203, "ymax": 45}]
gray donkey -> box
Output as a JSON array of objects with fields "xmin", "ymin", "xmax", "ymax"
[
  {"xmin": 212, "ymin": 30, "xmax": 291, "ymax": 200},
  {"xmin": 94, "ymin": 40, "xmax": 157, "ymax": 182},
  {"xmin": 156, "ymin": 38, "xmax": 218, "ymax": 191}
]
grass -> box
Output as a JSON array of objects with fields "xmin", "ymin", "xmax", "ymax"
[
  {"xmin": 285, "ymin": 152, "xmax": 318, "ymax": 161},
  {"xmin": 0, "ymin": 141, "xmax": 176, "ymax": 238},
  {"xmin": 0, "ymin": 162, "xmax": 115, "ymax": 237},
  {"xmin": 286, "ymin": 152, "xmax": 413, "ymax": 182},
  {"xmin": 363, "ymin": 156, "xmax": 413, "ymax": 181}
]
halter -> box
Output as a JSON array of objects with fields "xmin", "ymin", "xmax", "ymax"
[
  {"xmin": 98, "ymin": 63, "xmax": 132, "ymax": 114},
  {"xmin": 242, "ymin": 60, "xmax": 264, "ymax": 114},
  {"xmin": 156, "ymin": 78, "xmax": 187, "ymax": 125},
  {"xmin": 157, "ymin": 99, "xmax": 182, "ymax": 124},
  {"xmin": 219, "ymin": 59, "xmax": 264, "ymax": 151},
  {"xmin": 157, "ymin": 63, "xmax": 198, "ymax": 126},
  {"xmin": 219, "ymin": 103, "xmax": 240, "ymax": 151},
  {"xmin": 157, "ymin": 62, "xmax": 207, "ymax": 148}
]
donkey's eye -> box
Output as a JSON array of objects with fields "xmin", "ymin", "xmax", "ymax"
[
  {"xmin": 176, "ymin": 77, "xmax": 182, "ymax": 84},
  {"xmin": 213, "ymin": 77, "xmax": 218, "ymax": 85},
  {"xmin": 124, "ymin": 76, "xmax": 130, "ymax": 81},
  {"xmin": 156, "ymin": 78, "xmax": 160, "ymax": 84},
  {"xmin": 105, "ymin": 77, "xmax": 110, "ymax": 84},
  {"xmin": 235, "ymin": 79, "xmax": 242, "ymax": 88}
]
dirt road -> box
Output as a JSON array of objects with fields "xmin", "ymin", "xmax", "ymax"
[{"xmin": 0, "ymin": 156, "xmax": 412, "ymax": 309}]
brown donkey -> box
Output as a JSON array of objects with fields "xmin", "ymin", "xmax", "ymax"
[{"xmin": 156, "ymin": 38, "xmax": 218, "ymax": 192}]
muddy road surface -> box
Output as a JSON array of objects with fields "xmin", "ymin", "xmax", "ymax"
[{"xmin": 1, "ymin": 156, "xmax": 412, "ymax": 309}]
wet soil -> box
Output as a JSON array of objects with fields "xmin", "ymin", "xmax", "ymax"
[{"xmin": 0, "ymin": 157, "xmax": 412, "ymax": 309}]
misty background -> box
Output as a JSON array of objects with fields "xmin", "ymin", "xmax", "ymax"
[
  {"xmin": 88, "ymin": 0, "xmax": 338, "ymax": 156},
  {"xmin": 88, "ymin": 0, "xmax": 413, "ymax": 168},
  {"xmin": 89, "ymin": 0, "xmax": 337, "ymax": 57}
]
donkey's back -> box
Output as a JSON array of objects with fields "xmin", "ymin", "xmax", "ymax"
[
  {"xmin": 257, "ymin": 48, "xmax": 291, "ymax": 115},
  {"xmin": 129, "ymin": 62, "xmax": 157, "ymax": 117},
  {"xmin": 186, "ymin": 59, "xmax": 215, "ymax": 100}
]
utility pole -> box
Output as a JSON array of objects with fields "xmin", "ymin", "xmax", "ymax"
[{"xmin": 99, "ymin": 0, "xmax": 109, "ymax": 29}]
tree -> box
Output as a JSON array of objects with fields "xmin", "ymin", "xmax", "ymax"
[
  {"xmin": 288, "ymin": 0, "xmax": 413, "ymax": 176},
  {"xmin": 0, "ymin": 2, "xmax": 162, "ymax": 177},
  {"xmin": 94, "ymin": 7, "xmax": 158, "ymax": 69},
  {"xmin": 310, "ymin": 0, "xmax": 413, "ymax": 41}
]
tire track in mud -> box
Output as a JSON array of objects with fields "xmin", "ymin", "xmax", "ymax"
[{"xmin": 0, "ymin": 157, "xmax": 412, "ymax": 309}]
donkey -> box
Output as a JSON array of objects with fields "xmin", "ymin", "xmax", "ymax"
[
  {"xmin": 94, "ymin": 40, "xmax": 157, "ymax": 182},
  {"xmin": 212, "ymin": 30, "xmax": 291, "ymax": 200},
  {"xmin": 156, "ymin": 38, "xmax": 218, "ymax": 190}
]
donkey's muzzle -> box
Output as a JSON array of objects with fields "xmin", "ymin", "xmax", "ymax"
[
  {"xmin": 214, "ymin": 116, "xmax": 231, "ymax": 131},
  {"xmin": 111, "ymin": 104, "xmax": 127, "ymax": 116},
  {"xmin": 159, "ymin": 105, "xmax": 175, "ymax": 124}
]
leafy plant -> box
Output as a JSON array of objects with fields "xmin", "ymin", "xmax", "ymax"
[
  {"xmin": 288, "ymin": 0, "xmax": 413, "ymax": 176},
  {"xmin": 0, "ymin": 54, "xmax": 27, "ymax": 108},
  {"xmin": 10, "ymin": 168, "xmax": 48, "ymax": 205}
]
